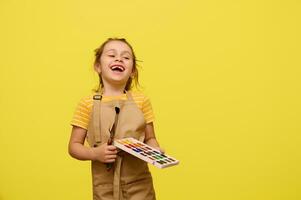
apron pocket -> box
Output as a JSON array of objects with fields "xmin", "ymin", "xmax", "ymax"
[
  {"xmin": 93, "ymin": 183, "xmax": 113, "ymax": 200},
  {"xmin": 121, "ymin": 178, "xmax": 156, "ymax": 200}
]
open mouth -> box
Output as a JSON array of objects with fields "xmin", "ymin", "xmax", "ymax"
[{"xmin": 110, "ymin": 65, "xmax": 125, "ymax": 72}]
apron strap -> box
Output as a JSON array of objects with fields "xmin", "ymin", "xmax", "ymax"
[
  {"xmin": 113, "ymin": 156, "xmax": 123, "ymax": 200},
  {"xmin": 92, "ymin": 93, "xmax": 102, "ymax": 146}
]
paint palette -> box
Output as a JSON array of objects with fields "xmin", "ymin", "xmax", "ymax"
[{"xmin": 113, "ymin": 137, "xmax": 179, "ymax": 169}]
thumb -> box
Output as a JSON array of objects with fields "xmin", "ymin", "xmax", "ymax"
[{"xmin": 154, "ymin": 146, "xmax": 165, "ymax": 154}]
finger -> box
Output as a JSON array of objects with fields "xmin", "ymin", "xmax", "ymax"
[
  {"xmin": 106, "ymin": 145, "xmax": 117, "ymax": 151},
  {"xmin": 106, "ymin": 149, "xmax": 118, "ymax": 155},
  {"xmin": 154, "ymin": 147, "xmax": 165, "ymax": 154},
  {"xmin": 159, "ymin": 147, "xmax": 165, "ymax": 154},
  {"xmin": 106, "ymin": 154, "xmax": 117, "ymax": 160},
  {"xmin": 105, "ymin": 158, "xmax": 116, "ymax": 163}
]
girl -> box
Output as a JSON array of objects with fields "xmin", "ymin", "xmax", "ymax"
[{"xmin": 69, "ymin": 38, "xmax": 162, "ymax": 200}]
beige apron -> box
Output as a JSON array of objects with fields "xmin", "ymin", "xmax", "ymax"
[{"xmin": 86, "ymin": 91, "xmax": 156, "ymax": 200}]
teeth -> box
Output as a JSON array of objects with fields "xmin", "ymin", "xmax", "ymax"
[{"xmin": 111, "ymin": 65, "xmax": 125, "ymax": 71}]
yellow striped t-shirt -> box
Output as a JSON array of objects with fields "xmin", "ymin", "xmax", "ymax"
[{"xmin": 71, "ymin": 92, "xmax": 155, "ymax": 130}]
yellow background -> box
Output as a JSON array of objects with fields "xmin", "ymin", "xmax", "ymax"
[{"xmin": 0, "ymin": 0, "xmax": 300, "ymax": 199}]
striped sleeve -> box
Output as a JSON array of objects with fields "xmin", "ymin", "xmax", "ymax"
[
  {"xmin": 142, "ymin": 95, "xmax": 155, "ymax": 124},
  {"xmin": 70, "ymin": 97, "xmax": 91, "ymax": 130}
]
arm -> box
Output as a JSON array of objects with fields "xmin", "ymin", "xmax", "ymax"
[
  {"xmin": 144, "ymin": 122, "xmax": 164, "ymax": 153},
  {"xmin": 68, "ymin": 126, "xmax": 117, "ymax": 163}
]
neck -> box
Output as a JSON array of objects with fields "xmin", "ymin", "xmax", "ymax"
[{"xmin": 102, "ymin": 82, "xmax": 126, "ymax": 96}]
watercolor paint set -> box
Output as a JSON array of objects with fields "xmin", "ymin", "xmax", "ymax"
[{"xmin": 113, "ymin": 137, "xmax": 179, "ymax": 169}]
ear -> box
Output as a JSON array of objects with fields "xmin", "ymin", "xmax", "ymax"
[{"xmin": 94, "ymin": 63, "xmax": 101, "ymax": 74}]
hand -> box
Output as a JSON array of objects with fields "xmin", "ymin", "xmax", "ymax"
[
  {"xmin": 153, "ymin": 146, "xmax": 165, "ymax": 154},
  {"xmin": 145, "ymin": 137, "xmax": 165, "ymax": 154},
  {"xmin": 92, "ymin": 143, "xmax": 117, "ymax": 163}
]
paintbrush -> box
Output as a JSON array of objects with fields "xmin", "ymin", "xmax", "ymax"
[{"xmin": 107, "ymin": 106, "xmax": 120, "ymax": 171}]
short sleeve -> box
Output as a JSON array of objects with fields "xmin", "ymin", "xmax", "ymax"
[
  {"xmin": 142, "ymin": 96, "xmax": 155, "ymax": 124},
  {"xmin": 70, "ymin": 97, "xmax": 91, "ymax": 130}
]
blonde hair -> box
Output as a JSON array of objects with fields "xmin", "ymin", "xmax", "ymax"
[{"xmin": 93, "ymin": 38, "xmax": 140, "ymax": 92}]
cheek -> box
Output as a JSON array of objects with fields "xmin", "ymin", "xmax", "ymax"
[
  {"xmin": 127, "ymin": 61, "xmax": 134, "ymax": 70},
  {"xmin": 100, "ymin": 55, "xmax": 111, "ymax": 64},
  {"xmin": 100, "ymin": 58, "xmax": 107, "ymax": 66}
]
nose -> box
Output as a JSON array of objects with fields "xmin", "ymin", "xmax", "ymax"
[{"xmin": 115, "ymin": 56, "xmax": 123, "ymax": 62}]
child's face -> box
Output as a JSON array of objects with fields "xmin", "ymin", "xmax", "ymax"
[{"xmin": 95, "ymin": 40, "xmax": 134, "ymax": 88}]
